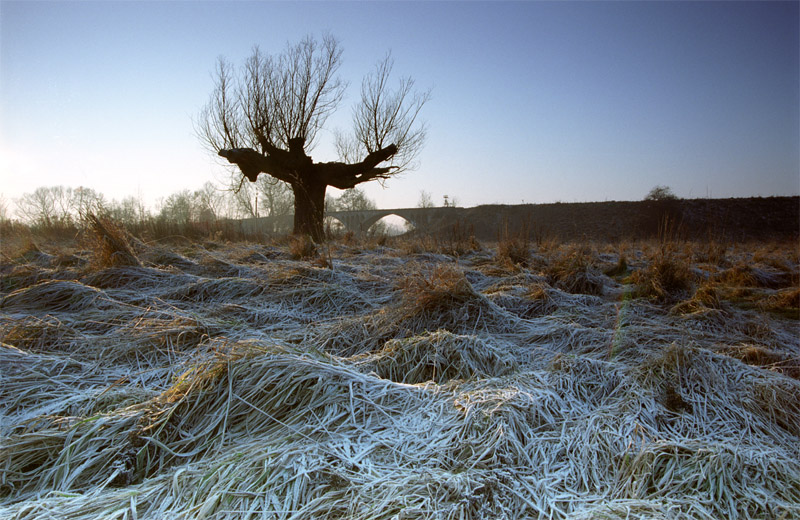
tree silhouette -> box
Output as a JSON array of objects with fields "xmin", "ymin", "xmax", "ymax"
[
  {"xmin": 198, "ymin": 35, "xmax": 430, "ymax": 242},
  {"xmin": 644, "ymin": 185, "xmax": 678, "ymax": 201}
]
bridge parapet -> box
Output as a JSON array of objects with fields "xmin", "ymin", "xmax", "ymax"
[{"xmin": 327, "ymin": 207, "xmax": 463, "ymax": 233}]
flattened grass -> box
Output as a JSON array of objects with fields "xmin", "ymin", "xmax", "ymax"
[{"xmin": 1, "ymin": 237, "xmax": 798, "ymax": 520}]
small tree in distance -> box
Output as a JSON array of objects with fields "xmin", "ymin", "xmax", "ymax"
[
  {"xmin": 417, "ymin": 190, "xmax": 434, "ymax": 208},
  {"xmin": 197, "ymin": 34, "xmax": 431, "ymax": 242},
  {"xmin": 644, "ymin": 185, "xmax": 678, "ymax": 201}
]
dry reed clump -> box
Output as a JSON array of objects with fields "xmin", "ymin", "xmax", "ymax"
[
  {"xmin": 317, "ymin": 263, "xmax": 519, "ymax": 356},
  {"xmin": 602, "ymin": 253, "xmax": 629, "ymax": 278},
  {"xmin": 393, "ymin": 233, "xmax": 439, "ymax": 255},
  {"xmin": 752, "ymin": 240, "xmax": 800, "ymax": 270},
  {"xmin": 116, "ymin": 314, "xmax": 215, "ymax": 354},
  {"xmin": 393, "ymin": 263, "xmax": 520, "ymax": 334},
  {"xmin": 391, "ymin": 225, "xmax": 480, "ymax": 258},
  {"xmin": 688, "ymin": 238, "xmax": 729, "ymax": 265},
  {"xmin": 288, "ymin": 234, "xmax": 317, "ymax": 260},
  {"xmin": 546, "ymin": 246, "xmax": 607, "ymax": 296},
  {"xmin": 85, "ymin": 215, "xmax": 140, "ymax": 269},
  {"xmin": 441, "ymin": 223, "xmax": 483, "ymax": 257},
  {"xmin": 720, "ymin": 344, "xmax": 800, "ymax": 380},
  {"xmin": 396, "ymin": 262, "xmax": 478, "ymax": 315},
  {"xmin": 355, "ymin": 330, "xmax": 518, "ymax": 384},
  {"xmin": 670, "ymin": 281, "xmax": 724, "ymax": 316},
  {"xmin": 758, "ymin": 286, "xmax": 800, "ymax": 318},
  {"xmin": 194, "ymin": 252, "xmax": 249, "ymax": 277},
  {"xmin": 485, "ymin": 281, "xmax": 560, "ymax": 320},
  {"xmin": 495, "ymin": 235, "xmax": 530, "ymax": 268},
  {"xmin": 630, "ymin": 247, "xmax": 695, "ymax": 303},
  {"xmin": 715, "ymin": 262, "xmax": 797, "ymax": 290}
]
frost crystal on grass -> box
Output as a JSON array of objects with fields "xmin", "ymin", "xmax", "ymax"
[{"xmin": 1, "ymin": 238, "xmax": 798, "ymax": 519}]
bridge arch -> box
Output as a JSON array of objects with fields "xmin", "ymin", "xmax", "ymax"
[
  {"xmin": 364, "ymin": 213, "xmax": 415, "ymax": 235},
  {"xmin": 312, "ymin": 207, "xmax": 465, "ymax": 235},
  {"xmin": 360, "ymin": 211, "xmax": 417, "ymax": 233},
  {"xmin": 323, "ymin": 215, "xmax": 347, "ymax": 233}
]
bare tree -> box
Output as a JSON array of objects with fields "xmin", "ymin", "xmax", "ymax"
[
  {"xmin": 71, "ymin": 186, "xmax": 106, "ymax": 218},
  {"xmin": 198, "ymin": 35, "xmax": 430, "ymax": 242},
  {"xmin": 194, "ymin": 181, "xmax": 226, "ymax": 220},
  {"xmin": 0, "ymin": 195, "xmax": 9, "ymax": 222},
  {"xmin": 257, "ymin": 178, "xmax": 294, "ymax": 218},
  {"xmin": 107, "ymin": 196, "xmax": 149, "ymax": 225},
  {"xmin": 644, "ymin": 185, "xmax": 678, "ymax": 201},
  {"xmin": 159, "ymin": 190, "xmax": 196, "ymax": 224},
  {"xmin": 334, "ymin": 187, "xmax": 376, "ymax": 212},
  {"xmin": 222, "ymin": 173, "xmax": 294, "ymax": 220},
  {"xmin": 417, "ymin": 190, "xmax": 434, "ymax": 208},
  {"xmin": 16, "ymin": 186, "xmax": 71, "ymax": 226},
  {"xmin": 338, "ymin": 52, "xmax": 430, "ymax": 173}
]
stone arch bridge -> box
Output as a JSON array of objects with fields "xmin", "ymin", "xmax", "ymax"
[{"xmin": 235, "ymin": 207, "xmax": 465, "ymax": 235}]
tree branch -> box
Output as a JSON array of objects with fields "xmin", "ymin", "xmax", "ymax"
[
  {"xmin": 218, "ymin": 148, "xmax": 296, "ymax": 184},
  {"xmin": 316, "ymin": 143, "xmax": 398, "ymax": 189}
]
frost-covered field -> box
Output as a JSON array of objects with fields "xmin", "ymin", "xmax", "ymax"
[{"xmin": 1, "ymin": 235, "xmax": 799, "ymax": 519}]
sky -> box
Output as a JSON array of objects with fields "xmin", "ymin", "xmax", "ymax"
[{"xmin": 1, "ymin": 0, "xmax": 798, "ymax": 213}]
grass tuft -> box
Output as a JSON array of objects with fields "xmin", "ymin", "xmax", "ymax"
[
  {"xmin": 630, "ymin": 243, "xmax": 694, "ymax": 303},
  {"xmin": 396, "ymin": 262, "xmax": 478, "ymax": 314},
  {"xmin": 547, "ymin": 245, "xmax": 606, "ymax": 296},
  {"xmin": 288, "ymin": 234, "xmax": 317, "ymax": 260}
]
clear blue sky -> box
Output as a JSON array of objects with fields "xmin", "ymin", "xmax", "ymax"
[{"xmin": 1, "ymin": 1, "xmax": 798, "ymax": 210}]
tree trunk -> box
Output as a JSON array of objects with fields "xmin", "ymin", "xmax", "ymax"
[{"xmin": 291, "ymin": 176, "xmax": 327, "ymax": 242}]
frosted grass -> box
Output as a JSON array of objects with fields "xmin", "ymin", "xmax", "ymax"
[{"xmin": 1, "ymin": 241, "xmax": 798, "ymax": 519}]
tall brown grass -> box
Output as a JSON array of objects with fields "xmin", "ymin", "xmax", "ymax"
[
  {"xmin": 396, "ymin": 262, "xmax": 477, "ymax": 314},
  {"xmin": 86, "ymin": 215, "xmax": 140, "ymax": 268},
  {"xmin": 495, "ymin": 221, "xmax": 530, "ymax": 267}
]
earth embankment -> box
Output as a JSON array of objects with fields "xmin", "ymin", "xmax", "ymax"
[{"xmin": 448, "ymin": 196, "xmax": 798, "ymax": 242}]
